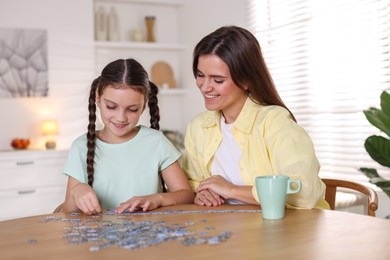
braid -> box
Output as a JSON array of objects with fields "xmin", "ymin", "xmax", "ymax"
[
  {"xmin": 147, "ymin": 81, "xmax": 166, "ymax": 191},
  {"xmin": 86, "ymin": 77, "xmax": 99, "ymax": 186},
  {"xmin": 148, "ymin": 81, "xmax": 160, "ymax": 130},
  {"xmin": 89, "ymin": 60, "xmax": 164, "ymax": 190}
]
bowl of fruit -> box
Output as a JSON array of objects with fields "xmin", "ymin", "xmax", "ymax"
[{"xmin": 11, "ymin": 138, "xmax": 30, "ymax": 150}]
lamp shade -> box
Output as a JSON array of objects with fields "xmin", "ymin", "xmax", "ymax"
[{"xmin": 41, "ymin": 120, "xmax": 59, "ymax": 135}]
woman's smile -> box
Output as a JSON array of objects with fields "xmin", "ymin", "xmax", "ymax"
[{"xmin": 204, "ymin": 93, "xmax": 220, "ymax": 99}]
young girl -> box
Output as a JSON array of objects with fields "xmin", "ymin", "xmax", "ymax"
[{"xmin": 62, "ymin": 58, "xmax": 194, "ymax": 214}]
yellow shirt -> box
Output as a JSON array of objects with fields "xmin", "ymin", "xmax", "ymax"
[{"xmin": 182, "ymin": 97, "xmax": 329, "ymax": 209}]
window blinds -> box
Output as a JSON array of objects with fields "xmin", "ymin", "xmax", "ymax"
[{"xmin": 246, "ymin": 0, "xmax": 390, "ymax": 183}]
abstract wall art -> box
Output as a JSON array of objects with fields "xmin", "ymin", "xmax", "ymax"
[{"xmin": 0, "ymin": 28, "xmax": 48, "ymax": 98}]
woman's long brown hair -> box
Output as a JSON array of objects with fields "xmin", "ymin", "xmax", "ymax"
[{"xmin": 192, "ymin": 26, "xmax": 296, "ymax": 122}]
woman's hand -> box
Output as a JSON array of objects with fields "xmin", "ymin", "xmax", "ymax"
[
  {"xmin": 194, "ymin": 189, "xmax": 224, "ymax": 206},
  {"xmin": 196, "ymin": 175, "xmax": 259, "ymax": 205},
  {"xmin": 114, "ymin": 194, "xmax": 163, "ymax": 214},
  {"xmin": 196, "ymin": 175, "xmax": 235, "ymax": 200},
  {"xmin": 70, "ymin": 183, "xmax": 102, "ymax": 215}
]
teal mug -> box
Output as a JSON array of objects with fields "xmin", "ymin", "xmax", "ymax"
[{"xmin": 255, "ymin": 175, "xmax": 302, "ymax": 220}]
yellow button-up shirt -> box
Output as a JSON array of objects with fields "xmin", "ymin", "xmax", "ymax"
[{"xmin": 182, "ymin": 97, "xmax": 328, "ymax": 209}]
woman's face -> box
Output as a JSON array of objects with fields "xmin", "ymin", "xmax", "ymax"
[
  {"xmin": 196, "ymin": 55, "xmax": 247, "ymax": 123},
  {"xmin": 96, "ymin": 85, "xmax": 145, "ymax": 143}
]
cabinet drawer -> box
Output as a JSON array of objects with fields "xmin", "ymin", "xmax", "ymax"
[
  {"xmin": 0, "ymin": 150, "xmax": 68, "ymax": 190},
  {"xmin": 0, "ymin": 185, "xmax": 66, "ymax": 221},
  {"xmin": 0, "ymin": 150, "xmax": 68, "ymax": 167},
  {"xmin": 1, "ymin": 168, "xmax": 68, "ymax": 190}
]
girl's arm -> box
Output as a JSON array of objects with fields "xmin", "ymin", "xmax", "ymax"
[
  {"xmin": 63, "ymin": 176, "xmax": 102, "ymax": 214},
  {"xmin": 159, "ymin": 161, "xmax": 195, "ymax": 205},
  {"xmin": 115, "ymin": 161, "xmax": 195, "ymax": 213}
]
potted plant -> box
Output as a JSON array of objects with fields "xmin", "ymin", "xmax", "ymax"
[{"xmin": 359, "ymin": 91, "xmax": 390, "ymax": 218}]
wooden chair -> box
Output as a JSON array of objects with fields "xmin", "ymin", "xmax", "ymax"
[
  {"xmin": 322, "ymin": 178, "xmax": 378, "ymax": 217},
  {"xmin": 53, "ymin": 203, "xmax": 64, "ymax": 213}
]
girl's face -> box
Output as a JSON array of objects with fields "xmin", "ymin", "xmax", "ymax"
[
  {"xmin": 196, "ymin": 54, "xmax": 248, "ymax": 123},
  {"xmin": 96, "ymin": 85, "xmax": 145, "ymax": 143}
]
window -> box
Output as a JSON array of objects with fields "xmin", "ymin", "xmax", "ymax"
[{"xmin": 246, "ymin": 0, "xmax": 390, "ymax": 184}]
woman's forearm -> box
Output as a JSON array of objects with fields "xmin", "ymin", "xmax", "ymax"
[{"xmin": 230, "ymin": 185, "xmax": 259, "ymax": 205}]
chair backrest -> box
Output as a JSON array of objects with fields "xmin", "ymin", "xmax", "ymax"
[
  {"xmin": 53, "ymin": 203, "xmax": 64, "ymax": 213},
  {"xmin": 321, "ymin": 178, "xmax": 378, "ymax": 216}
]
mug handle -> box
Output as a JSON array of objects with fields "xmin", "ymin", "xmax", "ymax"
[{"xmin": 287, "ymin": 180, "xmax": 302, "ymax": 194}]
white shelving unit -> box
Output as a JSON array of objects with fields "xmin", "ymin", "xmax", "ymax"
[
  {"xmin": 94, "ymin": 0, "xmax": 184, "ymax": 6},
  {"xmin": 159, "ymin": 88, "xmax": 187, "ymax": 95},
  {"xmin": 93, "ymin": 0, "xmax": 187, "ymax": 131},
  {"xmin": 94, "ymin": 41, "xmax": 186, "ymax": 51}
]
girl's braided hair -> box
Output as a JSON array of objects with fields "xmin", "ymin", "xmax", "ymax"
[{"xmin": 86, "ymin": 59, "xmax": 160, "ymax": 187}]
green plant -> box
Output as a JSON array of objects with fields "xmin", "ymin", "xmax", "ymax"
[{"xmin": 359, "ymin": 91, "xmax": 390, "ymax": 198}]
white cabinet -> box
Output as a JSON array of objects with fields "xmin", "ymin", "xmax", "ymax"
[
  {"xmin": 93, "ymin": 0, "xmax": 187, "ymax": 132},
  {"xmin": 0, "ymin": 150, "xmax": 68, "ymax": 221}
]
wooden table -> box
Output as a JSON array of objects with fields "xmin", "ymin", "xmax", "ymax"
[{"xmin": 1, "ymin": 204, "xmax": 389, "ymax": 259}]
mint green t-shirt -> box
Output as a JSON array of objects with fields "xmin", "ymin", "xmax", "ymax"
[{"xmin": 63, "ymin": 126, "xmax": 181, "ymax": 210}]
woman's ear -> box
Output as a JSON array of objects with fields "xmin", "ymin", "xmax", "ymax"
[{"xmin": 242, "ymin": 84, "xmax": 249, "ymax": 92}]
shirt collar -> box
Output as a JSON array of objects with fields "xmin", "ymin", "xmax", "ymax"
[
  {"xmin": 234, "ymin": 97, "xmax": 259, "ymax": 134},
  {"xmin": 201, "ymin": 97, "xmax": 260, "ymax": 134},
  {"xmin": 201, "ymin": 110, "xmax": 220, "ymax": 128}
]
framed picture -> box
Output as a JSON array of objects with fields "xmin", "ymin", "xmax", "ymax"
[{"xmin": 0, "ymin": 28, "xmax": 48, "ymax": 97}]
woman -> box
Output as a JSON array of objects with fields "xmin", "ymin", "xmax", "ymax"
[{"xmin": 182, "ymin": 26, "xmax": 328, "ymax": 209}]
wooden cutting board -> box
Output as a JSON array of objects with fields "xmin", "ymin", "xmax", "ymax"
[{"xmin": 151, "ymin": 61, "xmax": 176, "ymax": 88}]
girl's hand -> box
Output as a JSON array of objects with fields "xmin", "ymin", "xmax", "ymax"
[
  {"xmin": 114, "ymin": 194, "xmax": 163, "ymax": 214},
  {"xmin": 196, "ymin": 175, "xmax": 235, "ymax": 200},
  {"xmin": 194, "ymin": 189, "xmax": 224, "ymax": 206},
  {"xmin": 70, "ymin": 183, "xmax": 102, "ymax": 215}
]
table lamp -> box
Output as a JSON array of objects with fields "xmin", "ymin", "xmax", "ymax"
[{"xmin": 41, "ymin": 120, "xmax": 59, "ymax": 149}]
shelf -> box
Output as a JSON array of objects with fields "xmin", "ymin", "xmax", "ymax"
[
  {"xmin": 159, "ymin": 88, "xmax": 187, "ymax": 96},
  {"xmin": 94, "ymin": 0, "xmax": 184, "ymax": 7},
  {"xmin": 93, "ymin": 0, "xmax": 186, "ymax": 132},
  {"xmin": 94, "ymin": 41, "xmax": 186, "ymax": 51}
]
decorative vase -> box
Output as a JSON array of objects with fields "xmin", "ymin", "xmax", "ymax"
[
  {"xmin": 108, "ymin": 7, "xmax": 120, "ymax": 41},
  {"xmin": 95, "ymin": 6, "xmax": 108, "ymax": 41},
  {"xmin": 131, "ymin": 29, "xmax": 144, "ymax": 42},
  {"xmin": 145, "ymin": 16, "xmax": 156, "ymax": 42}
]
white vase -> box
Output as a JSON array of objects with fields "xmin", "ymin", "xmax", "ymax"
[
  {"xmin": 131, "ymin": 29, "xmax": 144, "ymax": 42},
  {"xmin": 95, "ymin": 6, "xmax": 108, "ymax": 41},
  {"xmin": 108, "ymin": 7, "xmax": 120, "ymax": 41}
]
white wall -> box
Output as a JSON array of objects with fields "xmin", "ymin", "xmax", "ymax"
[
  {"xmin": 179, "ymin": 0, "xmax": 246, "ymax": 131},
  {"xmin": 0, "ymin": 0, "xmax": 246, "ymax": 150},
  {"xmin": 0, "ymin": 0, "xmax": 95, "ymax": 150}
]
